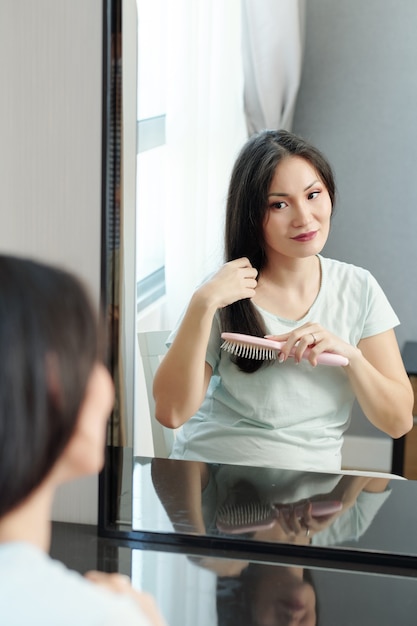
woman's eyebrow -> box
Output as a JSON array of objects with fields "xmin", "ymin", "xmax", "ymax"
[{"xmin": 268, "ymin": 179, "xmax": 320, "ymax": 197}]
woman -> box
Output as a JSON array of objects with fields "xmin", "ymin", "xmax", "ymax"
[
  {"xmin": 0, "ymin": 255, "xmax": 165, "ymax": 626},
  {"xmin": 153, "ymin": 129, "xmax": 413, "ymax": 471}
]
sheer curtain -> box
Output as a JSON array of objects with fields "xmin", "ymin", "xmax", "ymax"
[
  {"xmin": 134, "ymin": 1, "xmax": 306, "ymax": 454},
  {"xmin": 242, "ymin": 0, "xmax": 306, "ymax": 133},
  {"xmin": 164, "ymin": 0, "xmax": 247, "ymax": 327},
  {"xmin": 163, "ymin": 1, "xmax": 306, "ymax": 327}
]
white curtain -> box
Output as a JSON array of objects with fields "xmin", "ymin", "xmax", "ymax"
[
  {"xmin": 163, "ymin": 0, "xmax": 306, "ymax": 327},
  {"xmin": 164, "ymin": 0, "xmax": 247, "ymax": 327},
  {"xmin": 242, "ymin": 0, "xmax": 306, "ymax": 134}
]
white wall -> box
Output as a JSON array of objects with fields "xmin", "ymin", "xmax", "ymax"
[{"xmin": 0, "ymin": 0, "xmax": 103, "ymax": 523}]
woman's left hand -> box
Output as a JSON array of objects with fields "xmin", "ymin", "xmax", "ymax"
[
  {"xmin": 274, "ymin": 500, "xmax": 342, "ymax": 542},
  {"xmin": 266, "ymin": 322, "xmax": 358, "ymax": 366}
]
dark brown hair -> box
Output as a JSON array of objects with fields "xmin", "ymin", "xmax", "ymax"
[
  {"xmin": 0, "ymin": 255, "xmax": 99, "ymax": 516},
  {"xmin": 220, "ymin": 129, "xmax": 336, "ymax": 372}
]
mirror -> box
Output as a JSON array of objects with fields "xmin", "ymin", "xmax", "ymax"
[{"xmin": 99, "ymin": 0, "xmax": 417, "ymax": 536}]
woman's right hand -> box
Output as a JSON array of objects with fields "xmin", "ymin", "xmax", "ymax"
[
  {"xmin": 198, "ymin": 257, "xmax": 258, "ymax": 310},
  {"xmin": 154, "ymin": 257, "xmax": 257, "ymax": 429}
]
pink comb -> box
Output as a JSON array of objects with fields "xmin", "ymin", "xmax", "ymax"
[
  {"xmin": 216, "ymin": 500, "xmax": 343, "ymax": 534},
  {"xmin": 220, "ymin": 332, "xmax": 349, "ymax": 367}
]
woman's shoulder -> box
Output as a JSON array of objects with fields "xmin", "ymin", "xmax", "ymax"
[
  {"xmin": 0, "ymin": 543, "xmax": 148, "ymax": 625},
  {"xmin": 319, "ymin": 255, "xmax": 372, "ymax": 282}
]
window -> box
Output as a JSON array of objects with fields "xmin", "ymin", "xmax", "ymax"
[{"xmin": 136, "ymin": 0, "xmax": 167, "ymax": 312}]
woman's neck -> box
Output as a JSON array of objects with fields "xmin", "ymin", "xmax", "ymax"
[
  {"xmin": 255, "ymin": 255, "xmax": 322, "ymax": 320},
  {"xmin": 0, "ymin": 482, "xmax": 55, "ymax": 552},
  {"xmin": 260, "ymin": 254, "xmax": 320, "ymax": 288}
]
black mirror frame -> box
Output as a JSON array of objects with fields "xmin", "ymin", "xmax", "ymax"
[{"xmin": 98, "ymin": 0, "xmax": 132, "ymax": 540}]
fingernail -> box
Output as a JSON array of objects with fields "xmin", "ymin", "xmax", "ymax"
[{"xmin": 278, "ymin": 353, "xmax": 285, "ymax": 363}]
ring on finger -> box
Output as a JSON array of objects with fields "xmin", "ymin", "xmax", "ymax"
[{"xmin": 310, "ymin": 333, "xmax": 316, "ymax": 345}]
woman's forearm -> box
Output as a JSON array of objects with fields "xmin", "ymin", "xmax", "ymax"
[
  {"xmin": 151, "ymin": 459, "xmax": 209, "ymax": 533},
  {"xmin": 153, "ymin": 258, "xmax": 258, "ymax": 429},
  {"xmin": 153, "ymin": 290, "xmax": 217, "ymax": 428},
  {"xmin": 331, "ymin": 475, "xmax": 389, "ymax": 508},
  {"xmin": 346, "ymin": 335, "xmax": 413, "ymax": 438}
]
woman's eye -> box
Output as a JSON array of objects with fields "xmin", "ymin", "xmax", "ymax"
[
  {"xmin": 271, "ymin": 201, "xmax": 287, "ymax": 210},
  {"xmin": 308, "ymin": 191, "xmax": 320, "ymax": 200}
]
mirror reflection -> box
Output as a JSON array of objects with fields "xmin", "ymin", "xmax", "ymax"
[
  {"xmin": 130, "ymin": 456, "xmax": 417, "ymax": 567},
  {"xmin": 132, "ymin": 546, "xmax": 417, "ymax": 626},
  {"xmin": 148, "ymin": 458, "xmax": 392, "ymax": 548},
  {"xmin": 132, "ymin": 0, "xmax": 417, "ymax": 475},
  {"xmin": 106, "ymin": 0, "xmax": 417, "ymax": 532},
  {"xmin": 151, "ymin": 128, "xmax": 412, "ymax": 472}
]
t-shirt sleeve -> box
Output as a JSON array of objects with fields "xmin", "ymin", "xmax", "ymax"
[{"xmin": 361, "ymin": 271, "xmax": 400, "ymax": 339}]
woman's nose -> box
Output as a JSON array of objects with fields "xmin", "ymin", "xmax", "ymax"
[{"xmin": 292, "ymin": 200, "xmax": 311, "ymax": 226}]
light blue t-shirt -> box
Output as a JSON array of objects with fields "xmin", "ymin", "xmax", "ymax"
[
  {"xmin": 0, "ymin": 542, "xmax": 151, "ymax": 626},
  {"xmin": 169, "ymin": 256, "xmax": 399, "ymax": 471}
]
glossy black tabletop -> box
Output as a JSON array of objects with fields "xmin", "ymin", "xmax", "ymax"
[
  {"xmin": 51, "ymin": 522, "xmax": 417, "ymax": 626},
  {"xmin": 130, "ymin": 456, "xmax": 417, "ymax": 573},
  {"xmin": 132, "ymin": 544, "xmax": 417, "ymax": 626}
]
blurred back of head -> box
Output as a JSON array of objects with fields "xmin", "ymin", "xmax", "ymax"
[{"xmin": 0, "ymin": 255, "xmax": 99, "ymax": 517}]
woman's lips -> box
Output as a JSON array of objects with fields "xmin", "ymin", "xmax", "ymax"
[{"xmin": 292, "ymin": 230, "xmax": 317, "ymax": 242}]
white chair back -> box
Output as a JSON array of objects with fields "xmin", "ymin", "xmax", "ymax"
[{"xmin": 137, "ymin": 330, "xmax": 177, "ymax": 457}]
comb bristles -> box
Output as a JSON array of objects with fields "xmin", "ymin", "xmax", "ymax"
[
  {"xmin": 216, "ymin": 503, "xmax": 276, "ymax": 532},
  {"xmin": 220, "ymin": 339, "xmax": 277, "ymax": 361},
  {"xmin": 218, "ymin": 503, "xmax": 267, "ymax": 524}
]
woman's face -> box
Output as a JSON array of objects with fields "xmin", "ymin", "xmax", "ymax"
[
  {"xmin": 59, "ymin": 363, "xmax": 114, "ymax": 481},
  {"xmin": 252, "ymin": 566, "xmax": 316, "ymax": 626},
  {"xmin": 262, "ymin": 156, "xmax": 332, "ymax": 263}
]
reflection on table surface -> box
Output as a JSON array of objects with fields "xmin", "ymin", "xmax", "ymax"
[
  {"xmin": 132, "ymin": 456, "xmax": 417, "ymax": 563},
  {"xmin": 132, "ymin": 545, "xmax": 417, "ymax": 626}
]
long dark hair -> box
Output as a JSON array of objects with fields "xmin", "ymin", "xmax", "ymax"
[
  {"xmin": 220, "ymin": 129, "xmax": 336, "ymax": 372},
  {"xmin": 0, "ymin": 255, "xmax": 99, "ymax": 517}
]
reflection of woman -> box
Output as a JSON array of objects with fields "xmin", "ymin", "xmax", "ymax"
[
  {"xmin": 215, "ymin": 563, "xmax": 318, "ymax": 626},
  {"xmin": 0, "ymin": 256, "xmax": 165, "ymax": 626},
  {"xmin": 153, "ymin": 129, "xmax": 413, "ymax": 471},
  {"xmin": 151, "ymin": 459, "xmax": 391, "ymax": 547},
  {"xmin": 152, "ymin": 458, "xmax": 392, "ymax": 626}
]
